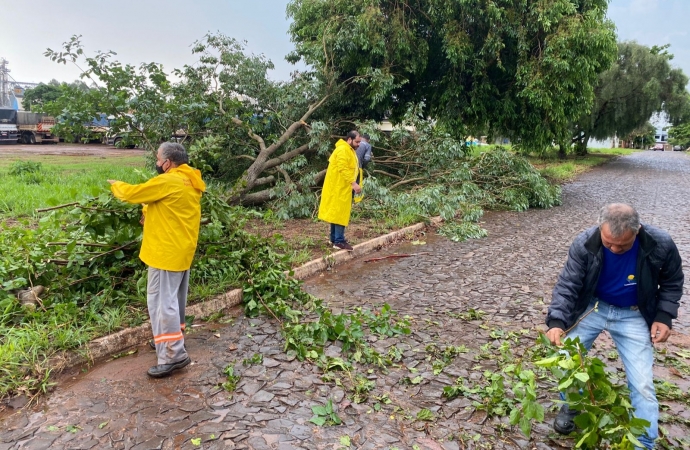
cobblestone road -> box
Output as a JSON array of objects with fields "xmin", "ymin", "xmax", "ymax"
[{"xmin": 1, "ymin": 151, "xmax": 689, "ymax": 450}]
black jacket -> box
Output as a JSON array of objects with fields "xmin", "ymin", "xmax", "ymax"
[{"xmin": 546, "ymin": 224, "xmax": 684, "ymax": 331}]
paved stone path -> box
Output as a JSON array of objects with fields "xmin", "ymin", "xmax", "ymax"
[{"xmin": 1, "ymin": 151, "xmax": 689, "ymax": 449}]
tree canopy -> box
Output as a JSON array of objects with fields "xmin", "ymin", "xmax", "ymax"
[
  {"xmin": 623, "ymin": 122, "xmax": 655, "ymax": 150},
  {"xmin": 572, "ymin": 42, "xmax": 690, "ymax": 152},
  {"xmin": 22, "ymin": 83, "xmax": 62, "ymax": 111},
  {"xmin": 43, "ymin": 34, "xmax": 336, "ymax": 206},
  {"xmin": 287, "ymin": 0, "xmax": 618, "ymax": 151},
  {"xmin": 669, "ymin": 122, "xmax": 690, "ymax": 149},
  {"xmin": 22, "ymin": 80, "xmax": 90, "ymax": 111}
]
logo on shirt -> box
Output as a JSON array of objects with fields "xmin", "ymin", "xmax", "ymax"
[{"xmin": 624, "ymin": 274, "xmax": 637, "ymax": 287}]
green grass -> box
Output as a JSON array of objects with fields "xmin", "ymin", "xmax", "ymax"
[
  {"xmin": 533, "ymin": 148, "xmax": 638, "ymax": 182},
  {"xmin": 587, "ymin": 147, "xmax": 637, "ymax": 156},
  {"xmin": 0, "ymin": 156, "xmax": 148, "ymax": 217},
  {"xmin": 0, "ymin": 153, "xmax": 152, "ymax": 398}
]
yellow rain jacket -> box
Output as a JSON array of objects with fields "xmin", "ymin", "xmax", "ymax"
[
  {"xmin": 318, "ymin": 139, "xmax": 359, "ymax": 226},
  {"xmin": 110, "ymin": 164, "xmax": 206, "ymax": 271}
]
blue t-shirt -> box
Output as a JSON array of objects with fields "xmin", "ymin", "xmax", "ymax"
[{"xmin": 595, "ymin": 238, "xmax": 639, "ymax": 307}]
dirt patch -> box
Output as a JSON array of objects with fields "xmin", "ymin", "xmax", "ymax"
[{"xmin": 0, "ymin": 143, "xmax": 146, "ymax": 158}]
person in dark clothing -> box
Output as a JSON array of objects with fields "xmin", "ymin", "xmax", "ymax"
[
  {"xmin": 546, "ymin": 203, "xmax": 683, "ymax": 449},
  {"xmin": 355, "ymin": 134, "xmax": 372, "ymax": 169}
]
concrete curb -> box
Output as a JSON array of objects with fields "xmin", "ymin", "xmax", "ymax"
[
  {"xmin": 52, "ymin": 219, "xmax": 436, "ymax": 371},
  {"xmin": 288, "ymin": 219, "xmax": 439, "ymax": 280}
]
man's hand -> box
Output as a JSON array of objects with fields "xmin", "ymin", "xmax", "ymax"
[
  {"xmin": 546, "ymin": 327, "xmax": 566, "ymax": 346},
  {"xmin": 107, "ymin": 179, "xmax": 118, "ymax": 185},
  {"xmin": 651, "ymin": 322, "xmax": 671, "ymax": 344},
  {"xmin": 351, "ymin": 182, "xmax": 362, "ymax": 194}
]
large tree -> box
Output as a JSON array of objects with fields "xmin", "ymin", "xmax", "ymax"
[
  {"xmin": 22, "ymin": 83, "xmax": 62, "ymax": 111},
  {"xmin": 669, "ymin": 122, "xmax": 690, "ymax": 149},
  {"xmin": 287, "ymin": 0, "xmax": 617, "ymax": 152},
  {"xmin": 22, "ymin": 80, "xmax": 90, "ymax": 111},
  {"xmin": 44, "ymin": 35, "xmax": 351, "ymax": 205},
  {"xmin": 572, "ymin": 42, "xmax": 690, "ymax": 153}
]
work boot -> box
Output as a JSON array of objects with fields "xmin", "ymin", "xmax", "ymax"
[
  {"xmin": 553, "ymin": 404, "xmax": 579, "ymax": 435},
  {"xmin": 147, "ymin": 357, "xmax": 191, "ymax": 378}
]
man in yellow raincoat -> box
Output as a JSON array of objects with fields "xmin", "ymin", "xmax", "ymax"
[
  {"xmin": 318, "ymin": 131, "xmax": 362, "ymax": 251},
  {"xmin": 108, "ymin": 142, "xmax": 206, "ymax": 378}
]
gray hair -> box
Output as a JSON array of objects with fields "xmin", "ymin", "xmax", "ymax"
[
  {"xmin": 598, "ymin": 203, "xmax": 640, "ymax": 237},
  {"xmin": 159, "ymin": 142, "xmax": 189, "ymax": 166}
]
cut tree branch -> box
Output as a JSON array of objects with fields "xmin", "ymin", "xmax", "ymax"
[
  {"xmin": 232, "ymin": 117, "xmax": 267, "ymax": 151},
  {"xmin": 263, "ymin": 144, "xmax": 312, "ymax": 171}
]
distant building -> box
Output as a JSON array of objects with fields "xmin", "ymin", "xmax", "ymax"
[{"xmin": 654, "ymin": 127, "xmax": 668, "ymax": 143}]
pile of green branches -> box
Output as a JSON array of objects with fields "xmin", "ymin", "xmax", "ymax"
[
  {"xmin": 0, "ymin": 187, "xmax": 293, "ymax": 398},
  {"xmin": 261, "ymin": 103, "xmax": 561, "ymax": 241},
  {"xmin": 0, "ymin": 184, "xmax": 413, "ymax": 400}
]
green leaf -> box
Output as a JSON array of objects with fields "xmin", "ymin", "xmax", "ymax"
[
  {"xmin": 575, "ymin": 430, "xmax": 592, "ymax": 448},
  {"xmin": 519, "ymin": 415, "xmax": 532, "ymax": 438},
  {"xmin": 558, "ymin": 377, "xmax": 574, "ymax": 391},
  {"xmin": 416, "ymin": 409, "xmax": 434, "ymax": 421},
  {"xmin": 312, "ymin": 405, "xmax": 327, "ymax": 415},
  {"xmin": 573, "ymin": 372, "xmax": 590, "ymax": 383},
  {"xmin": 534, "ymin": 356, "xmax": 559, "ymax": 366},
  {"xmin": 310, "ymin": 416, "xmax": 326, "ymax": 426},
  {"xmin": 626, "ymin": 432, "xmax": 645, "ymax": 448},
  {"xmin": 191, "ymin": 437, "xmax": 201, "ymax": 446},
  {"xmin": 339, "ymin": 436, "xmax": 351, "ymax": 446},
  {"xmin": 509, "ymin": 408, "xmax": 520, "ymax": 425}
]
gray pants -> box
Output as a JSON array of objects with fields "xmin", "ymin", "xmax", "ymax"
[{"xmin": 147, "ymin": 267, "xmax": 189, "ymax": 365}]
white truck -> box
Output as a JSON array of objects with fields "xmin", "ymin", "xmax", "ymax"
[
  {"xmin": 17, "ymin": 111, "xmax": 58, "ymax": 144},
  {"xmin": 0, "ymin": 108, "xmax": 18, "ymax": 143}
]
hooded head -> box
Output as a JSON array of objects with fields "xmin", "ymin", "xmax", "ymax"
[{"xmin": 156, "ymin": 142, "xmax": 206, "ymax": 191}]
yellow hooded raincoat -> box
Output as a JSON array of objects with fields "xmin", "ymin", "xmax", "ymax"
[
  {"xmin": 110, "ymin": 164, "xmax": 207, "ymax": 272},
  {"xmin": 318, "ymin": 139, "xmax": 359, "ymax": 227}
]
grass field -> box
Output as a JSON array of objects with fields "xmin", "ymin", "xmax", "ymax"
[{"xmin": 0, "ymin": 155, "xmax": 148, "ymax": 217}]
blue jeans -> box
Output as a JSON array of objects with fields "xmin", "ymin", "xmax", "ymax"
[
  {"xmin": 330, "ymin": 224, "xmax": 346, "ymax": 244},
  {"xmin": 564, "ymin": 299, "xmax": 657, "ymax": 449}
]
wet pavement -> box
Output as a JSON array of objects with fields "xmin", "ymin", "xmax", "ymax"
[{"xmin": 1, "ymin": 151, "xmax": 690, "ymax": 449}]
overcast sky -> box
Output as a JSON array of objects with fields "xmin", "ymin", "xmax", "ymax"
[{"xmin": 0, "ymin": 0, "xmax": 688, "ymax": 86}]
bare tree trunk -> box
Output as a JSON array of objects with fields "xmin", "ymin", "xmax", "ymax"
[{"xmin": 558, "ymin": 144, "xmax": 567, "ymax": 159}]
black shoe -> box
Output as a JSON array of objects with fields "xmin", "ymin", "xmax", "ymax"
[
  {"xmin": 333, "ymin": 241, "xmax": 354, "ymax": 251},
  {"xmin": 553, "ymin": 404, "xmax": 579, "ymax": 435},
  {"xmin": 147, "ymin": 357, "xmax": 191, "ymax": 378},
  {"xmin": 149, "ymin": 339, "xmax": 155, "ymax": 350}
]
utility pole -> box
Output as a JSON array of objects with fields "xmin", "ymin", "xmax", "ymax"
[{"xmin": 0, "ymin": 58, "xmax": 11, "ymax": 108}]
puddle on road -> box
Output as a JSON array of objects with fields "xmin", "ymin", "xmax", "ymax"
[
  {"xmin": 303, "ymin": 231, "xmax": 445, "ymax": 302},
  {"xmin": 0, "ymin": 322, "xmax": 228, "ymax": 421}
]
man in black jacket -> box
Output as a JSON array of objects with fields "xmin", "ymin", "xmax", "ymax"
[{"xmin": 546, "ymin": 203, "xmax": 683, "ymax": 449}]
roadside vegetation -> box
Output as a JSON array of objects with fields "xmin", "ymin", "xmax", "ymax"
[
  {"xmin": 534, "ymin": 148, "xmax": 638, "ymax": 182},
  {"xmin": 0, "ymin": 143, "xmax": 614, "ymax": 403},
  {"xmin": 4, "ymin": 0, "xmax": 690, "ymax": 446}
]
